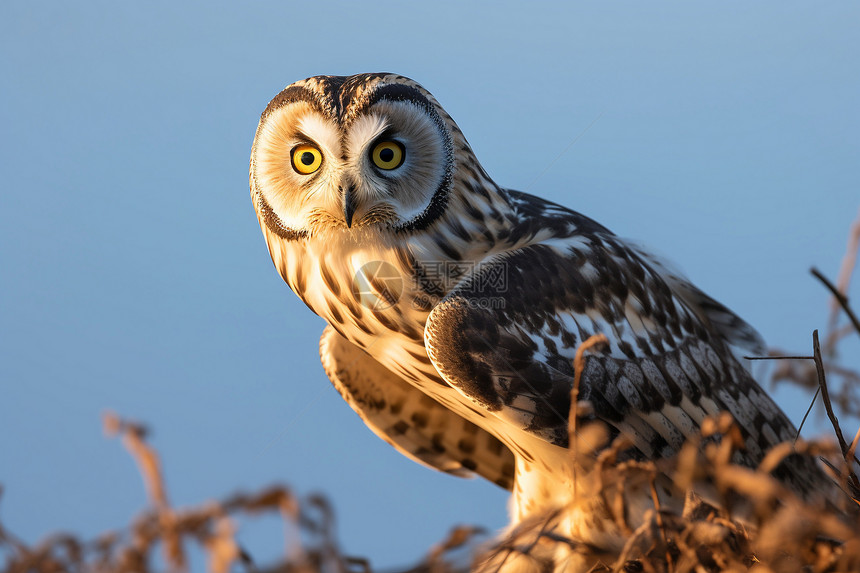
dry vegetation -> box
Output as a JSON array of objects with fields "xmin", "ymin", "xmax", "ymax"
[{"xmin": 2, "ymin": 214, "xmax": 859, "ymax": 573}]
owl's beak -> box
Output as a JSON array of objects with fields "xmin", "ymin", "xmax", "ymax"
[{"xmin": 343, "ymin": 186, "xmax": 357, "ymax": 229}]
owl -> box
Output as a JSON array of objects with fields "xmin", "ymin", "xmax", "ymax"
[{"xmin": 249, "ymin": 73, "xmax": 836, "ymax": 563}]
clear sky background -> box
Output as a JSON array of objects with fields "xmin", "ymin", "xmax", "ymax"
[{"xmin": 2, "ymin": 2, "xmax": 859, "ymax": 570}]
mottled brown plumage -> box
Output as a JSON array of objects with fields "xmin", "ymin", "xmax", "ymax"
[{"xmin": 249, "ymin": 73, "xmax": 839, "ymax": 565}]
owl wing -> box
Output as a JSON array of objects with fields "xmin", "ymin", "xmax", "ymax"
[
  {"xmin": 319, "ymin": 326, "xmax": 515, "ymax": 489},
  {"xmin": 424, "ymin": 196, "xmax": 824, "ymax": 497}
]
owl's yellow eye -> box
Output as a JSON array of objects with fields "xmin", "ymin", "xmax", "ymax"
[
  {"xmin": 371, "ymin": 140, "xmax": 405, "ymax": 170},
  {"xmin": 291, "ymin": 144, "xmax": 323, "ymax": 174}
]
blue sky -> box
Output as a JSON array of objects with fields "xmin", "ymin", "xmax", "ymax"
[{"xmin": 2, "ymin": 2, "xmax": 858, "ymax": 569}]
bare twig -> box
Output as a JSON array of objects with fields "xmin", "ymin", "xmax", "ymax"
[
  {"xmin": 812, "ymin": 330, "xmax": 860, "ymax": 493},
  {"xmin": 825, "ymin": 209, "xmax": 860, "ymax": 350},
  {"xmin": 834, "ymin": 209, "xmax": 860, "ymax": 299},
  {"xmin": 812, "ymin": 331, "xmax": 849, "ymax": 454},
  {"xmin": 812, "ymin": 267, "xmax": 860, "ymax": 341},
  {"xmin": 744, "ymin": 355, "xmax": 814, "ymax": 361},
  {"xmin": 848, "ymin": 426, "xmax": 860, "ymax": 469},
  {"xmin": 647, "ymin": 469, "xmax": 673, "ymax": 571},
  {"xmin": 795, "ymin": 386, "xmax": 821, "ymax": 443},
  {"xmin": 569, "ymin": 334, "xmax": 609, "ymax": 500},
  {"xmin": 103, "ymin": 411, "xmax": 185, "ymax": 570}
]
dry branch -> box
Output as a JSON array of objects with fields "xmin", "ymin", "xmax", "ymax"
[
  {"xmin": 825, "ymin": 208, "xmax": 860, "ymax": 351},
  {"xmin": 813, "ymin": 268, "xmax": 860, "ymax": 344}
]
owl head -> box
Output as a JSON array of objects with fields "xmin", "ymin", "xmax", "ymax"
[{"xmin": 251, "ymin": 73, "xmax": 481, "ymax": 240}]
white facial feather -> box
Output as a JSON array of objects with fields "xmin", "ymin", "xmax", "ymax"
[
  {"xmin": 254, "ymin": 104, "xmax": 343, "ymax": 229},
  {"xmin": 255, "ymin": 95, "xmax": 447, "ymax": 233},
  {"xmin": 347, "ymin": 113, "xmax": 390, "ymax": 158},
  {"xmin": 297, "ymin": 114, "xmax": 341, "ymax": 160},
  {"xmin": 366, "ymin": 101, "xmax": 446, "ymax": 220},
  {"xmin": 339, "ymin": 101, "xmax": 447, "ymax": 224},
  {"xmin": 346, "ymin": 113, "xmax": 392, "ymax": 205}
]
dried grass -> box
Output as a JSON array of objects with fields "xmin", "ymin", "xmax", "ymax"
[{"xmin": 3, "ymin": 217, "xmax": 859, "ymax": 572}]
